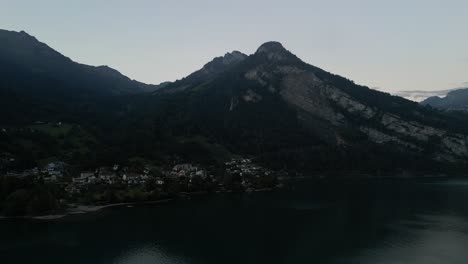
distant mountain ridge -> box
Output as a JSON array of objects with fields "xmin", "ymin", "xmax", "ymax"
[
  {"xmin": 421, "ymin": 88, "xmax": 468, "ymax": 111},
  {"xmin": 394, "ymin": 89, "xmax": 454, "ymax": 102},
  {"xmin": 0, "ymin": 29, "xmax": 158, "ymax": 98},
  {"xmin": 0, "ymin": 29, "xmax": 161, "ymax": 124}
]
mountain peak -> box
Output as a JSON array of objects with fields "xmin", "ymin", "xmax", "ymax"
[
  {"xmin": 18, "ymin": 30, "xmax": 31, "ymax": 36},
  {"xmin": 255, "ymin": 41, "xmax": 297, "ymax": 62},
  {"xmin": 222, "ymin": 51, "xmax": 247, "ymax": 65},
  {"xmin": 256, "ymin": 41, "xmax": 286, "ymax": 54},
  {"xmin": 95, "ymin": 65, "xmax": 128, "ymax": 79},
  {"xmin": 199, "ymin": 51, "xmax": 247, "ymax": 75}
]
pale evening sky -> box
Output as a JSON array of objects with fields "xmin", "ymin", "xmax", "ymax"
[{"xmin": 1, "ymin": 0, "xmax": 467, "ymax": 94}]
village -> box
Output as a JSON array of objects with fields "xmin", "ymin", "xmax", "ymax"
[{"xmin": 0, "ymin": 156, "xmax": 282, "ymax": 203}]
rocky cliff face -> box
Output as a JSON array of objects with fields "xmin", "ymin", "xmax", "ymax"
[
  {"xmin": 227, "ymin": 43, "xmax": 467, "ymax": 162},
  {"xmin": 243, "ymin": 43, "xmax": 467, "ymax": 162},
  {"xmin": 153, "ymin": 41, "xmax": 468, "ymax": 168}
]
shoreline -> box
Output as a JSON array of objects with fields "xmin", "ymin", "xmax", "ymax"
[
  {"xmin": 1, "ymin": 176, "xmax": 461, "ymax": 220},
  {"xmin": 0, "ymin": 187, "xmax": 278, "ymax": 221},
  {"xmin": 0, "ymin": 176, "xmax": 460, "ymax": 220},
  {"xmin": 0, "ymin": 185, "xmax": 284, "ymax": 221},
  {"xmin": 0, "ymin": 199, "xmax": 173, "ymax": 221}
]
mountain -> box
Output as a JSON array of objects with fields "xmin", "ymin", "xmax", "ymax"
[
  {"xmin": 421, "ymin": 88, "xmax": 468, "ymax": 111},
  {"xmin": 1, "ymin": 35, "xmax": 468, "ymax": 174},
  {"xmin": 0, "ymin": 29, "xmax": 159, "ymax": 124},
  {"xmin": 158, "ymin": 50, "xmax": 247, "ymax": 93},
  {"xmin": 0, "ymin": 30, "xmax": 157, "ymax": 99},
  {"xmin": 148, "ymin": 41, "xmax": 468, "ymax": 171}
]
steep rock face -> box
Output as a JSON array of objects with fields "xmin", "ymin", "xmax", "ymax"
[
  {"xmin": 375, "ymin": 113, "xmax": 468, "ymax": 160},
  {"xmin": 244, "ymin": 63, "xmax": 347, "ymax": 126},
  {"xmin": 231, "ymin": 43, "xmax": 468, "ymax": 161},
  {"xmin": 324, "ymin": 86, "xmax": 376, "ymax": 119},
  {"xmin": 359, "ymin": 126, "xmax": 419, "ymax": 150},
  {"xmin": 328, "ymin": 92, "xmax": 468, "ymax": 160},
  {"xmin": 441, "ymin": 136, "xmax": 468, "ymax": 157},
  {"xmin": 150, "ymin": 41, "xmax": 468, "ymax": 168},
  {"xmin": 279, "ymin": 72, "xmax": 345, "ymax": 126},
  {"xmin": 380, "ymin": 114, "xmax": 444, "ymax": 140}
]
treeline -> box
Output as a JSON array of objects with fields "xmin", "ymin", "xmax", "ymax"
[{"xmin": 0, "ymin": 176, "xmax": 63, "ymax": 216}]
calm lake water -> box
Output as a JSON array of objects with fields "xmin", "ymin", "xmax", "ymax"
[{"xmin": 2, "ymin": 177, "xmax": 468, "ymax": 264}]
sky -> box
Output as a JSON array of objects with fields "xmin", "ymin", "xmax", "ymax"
[{"xmin": 1, "ymin": 0, "xmax": 467, "ymax": 95}]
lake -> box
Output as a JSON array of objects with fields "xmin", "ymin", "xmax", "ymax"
[{"xmin": 2, "ymin": 177, "xmax": 468, "ymax": 264}]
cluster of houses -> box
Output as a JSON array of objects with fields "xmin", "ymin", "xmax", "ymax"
[
  {"xmin": 67, "ymin": 164, "xmax": 152, "ymax": 194},
  {"xmin": 66, "ymin": 163, "xmax": 217, "ymax": 194},
  {"xmin": 224, "ymin": 158, "xmax": 277, "ymax": 189},
  {"xmin": 165, "ymin": 163, "xmax": 216, "ymax": 190},
  {"xmin": 43, "ymin": 162, "xmax": 66, "ymax": 182},
  {"xmin": 3, "ymin": 161, "xmax": 66, "ymax": 182},
  {"xmin": 166, "ymin": 164, "xmax": 209, "ymax": 180},
  {"xmin": 3, "ymin": 156, "xmax": 281, "ymax": 196}
]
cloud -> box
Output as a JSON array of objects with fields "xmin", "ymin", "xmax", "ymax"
[
  {"xmin": 394, "ymin": 82, "xmax": 468, "ymax": 102},
  {"xmin": 392, "ymin": 89, "xmax": 455, "ymax": 102}
]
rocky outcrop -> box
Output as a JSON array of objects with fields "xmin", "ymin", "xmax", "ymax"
[
  {"xmin": 359, "ymin": 126, "xmax": 419, "ymax": 150},
  {"xmin": 245, "ymin": 66, "xmax": 271, "ymax": 87},
  {"xmin": 279, "ymin": 72, "xmax": 345, "ymax": 126},
  {"xmin": 324, "ymin": 86, "xmax": 376, "ymax": 119},
  {"xmin": 242, "ymin": 89, "xmax": 262, "ymax": 103},
  {"xmin": 441, "ymin": 135, "xmax": 468, "ymax": 157},
  {"xmin": 380, "ymin": 114, "xmax": 445, "ymax": 141},
  {"xmin": 201, "ymin": 51, "xmax": 247, "ymax": 75}
]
